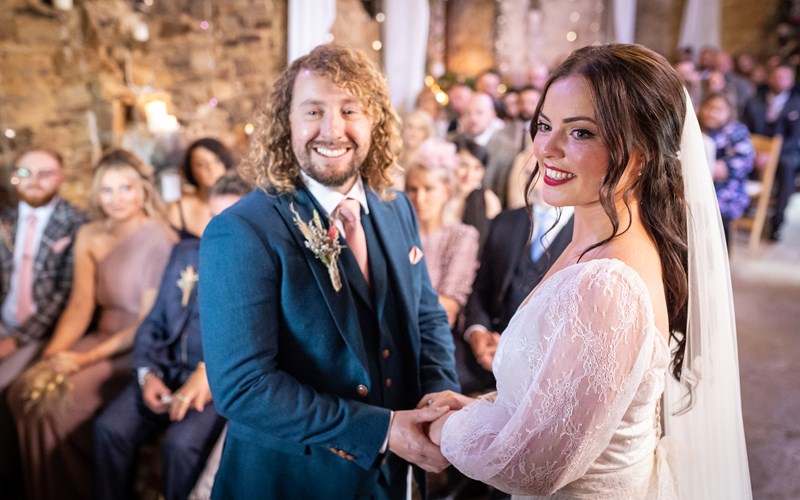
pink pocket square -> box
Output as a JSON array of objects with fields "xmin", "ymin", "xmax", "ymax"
[
  {"xmin": 51, "ymin": 237, "xmax": 72, "ymax": 254},
  {"xmin": 409, "ymin": 246, "xmax": 423, "ymax": 265}
]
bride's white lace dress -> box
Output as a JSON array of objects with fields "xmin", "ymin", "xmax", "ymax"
[{"xmin": 441, "ymin": 259, "xmax": 678, "ymax": 499}]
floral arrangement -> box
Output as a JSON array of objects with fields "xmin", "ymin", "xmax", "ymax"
[
  {"xmin": 20, "ymin": 358, "xmax": 78, "ymax": 419},
  {"xmin": 290, "ymin": 203, "xmax": 343, "ymax": 291}
]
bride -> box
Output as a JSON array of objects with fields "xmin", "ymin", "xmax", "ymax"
[{"xmin": 425, "ymin": 44, "xmax": 751, "ymax": 499}]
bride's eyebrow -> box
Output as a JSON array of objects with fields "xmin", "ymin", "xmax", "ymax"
[{"xmin": 538, "ymin": 112, "xmax": 597, "ymax": 124}]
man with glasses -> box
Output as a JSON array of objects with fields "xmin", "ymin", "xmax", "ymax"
[{"xmin": 0, "ymin": 148, "xmax": 89, "ymax": 498}]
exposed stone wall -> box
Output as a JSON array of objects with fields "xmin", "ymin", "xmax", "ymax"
[{"xmin": 0, "ymin": 0, "xmax": 287, "ymax": 206}]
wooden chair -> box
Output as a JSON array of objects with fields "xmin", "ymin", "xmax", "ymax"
[{"xmin": 733, "ymin": 134, "xmax": 782, "ymax": 250}]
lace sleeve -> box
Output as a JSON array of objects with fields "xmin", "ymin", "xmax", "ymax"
[{"xmin": 441, "ymin": 260, "xmax": 656, "ymax": 496}]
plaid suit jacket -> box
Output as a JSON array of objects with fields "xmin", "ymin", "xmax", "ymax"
[{"xmin": 0, "ymin": 199, "xmax": 91, "ymax": 344}]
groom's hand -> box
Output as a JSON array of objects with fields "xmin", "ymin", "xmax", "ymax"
[{"xmin": 388, "ymin": 407, "xmax": 450, "ymax": 472}]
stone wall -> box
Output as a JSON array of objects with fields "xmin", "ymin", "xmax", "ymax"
[{"xmin": 0, "ymin": 0, "xmax": 287, "ymax": 206}]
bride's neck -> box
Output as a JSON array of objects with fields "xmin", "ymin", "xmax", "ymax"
[{"xmin": 571, "ymin": 197, "xmax": 641, "ymax": 251}]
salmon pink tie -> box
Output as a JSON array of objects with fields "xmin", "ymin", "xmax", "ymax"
[
  {"xmin": 16, "ymin": 213, "xmax": 37, "ymax": 324},
  {"xmin": 337, "ymin": 198, "xmax": 370, "ymax": 285}
]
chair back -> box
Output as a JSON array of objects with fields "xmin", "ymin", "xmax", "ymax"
[{"xmin": 734, "ymin": 134, "xmax": 782, "ymax": 250}]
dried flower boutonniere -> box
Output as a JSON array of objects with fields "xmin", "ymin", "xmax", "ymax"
[
  {"xmin": 290, "ymin": 203, "xmax": 343, "ymax": 291},
  {"xmin": 177, "ymin": 265, "xmax": 199, "ymax": 306}
]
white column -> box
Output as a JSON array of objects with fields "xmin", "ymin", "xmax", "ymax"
[
  {"xmin": 384, "ymin": 0, "xmax": 430, "ymax": 116},
  {"xmin": 288, "ymin": 0, "xmax": 337, "ymax": 64},
  {"xmin": 611, "ymin": 0, "xmax": 637, "ymax": 43},
  {"xmin": 678, "ymin": 0, "xmax": 721, "ymax": 52}
]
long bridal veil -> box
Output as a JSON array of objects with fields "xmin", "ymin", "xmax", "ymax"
[{"xmin": 662, "ymin": 90, "xmax": 752, "ymax": 499}]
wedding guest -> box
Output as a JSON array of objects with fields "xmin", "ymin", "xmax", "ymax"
[
  {"xmin": 0, "ymin": 149, "xmax": 90, "ymax": 389},
  {"xmin": 698, "ymin": 92, "xmax": 755, "ymax": 247},
  {"xmin": 446, "ymin": 82, "xmax": 474, "ymax": 135},
  {"xmin": 742, "ymin": 62, "xmax": 800, "ymax": 240},
  {"xmin": 427, "ymin": 44, "xmax": 751, "ymax": 499},
  {"xmin": 198, "ymin": 44, "xmax": 458, "ymax": 498},
  {"xmin": 476, "ymin": 68, "xmax": 503, "ymax": 99},
  {"xmin": 94, "ymin": 172, "xmax": 251, "ymax": 500},
  {"xmin": 458, "ymin": 177, "xmax": 573, "ymax": 395},
  {"xmin": 405, "ymin": 138, "xmax": 480, "ymax": 326},
  {"xmin": 167, "ymin": 138, "xmax": 236, "ymax": 239},
  {"xmin": 456, "ymin": 92, "xmax": 517, "ymax": 207},
  {"xmin": 450, "ymin": 138, "xmax": 501, "ymax": 249},
  {"xmin": 7, "ymin": 149, "xmax": 176, "ymax": 500},
  {"xmin": 395, "ymin": 109, "xmax": 436, "ymax": 189},
  {"xmin": 0, "ymin": 148, "xmax": 90, "ymax": 499}
]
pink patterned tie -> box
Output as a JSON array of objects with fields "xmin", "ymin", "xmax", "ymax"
[
  {"xmin": 16, "ymin": 213, "xmax": 37, "ymax": 324},
  {"xmin": 337, "ymin": 198, "xmax": 370, "ymax": 285}
]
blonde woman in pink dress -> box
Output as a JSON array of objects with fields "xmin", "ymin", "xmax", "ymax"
[
  {"xmin": 8, "ymin": 149, "xmax": 176, "ymax": 500},
  {"xmin": 425, "ymin": 44, "xmax": 751, "ymax": 500}
]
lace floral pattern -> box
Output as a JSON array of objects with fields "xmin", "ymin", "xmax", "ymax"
[{"xmin": 442, "ymin": 259, "xmax": 671, "ymax": 498}]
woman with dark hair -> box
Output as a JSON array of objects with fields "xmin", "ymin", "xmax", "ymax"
[
  {"xmin": 7, "ymin": 149, "xmax": 176, "ymax": 500},
  {"xmin": 698, "ymin": 92, "xmax": 755, "ymax": 247},
  {"xmin": 451, "ymin": 138, "xmax": 501, "ymax": 248},
  {"xmin": 424, "ymin": 44, "xmax": 751, "ymax": 499},
  {"xmin": 168, "ymin": 138, "xmax": 236, "ymax": 239}
]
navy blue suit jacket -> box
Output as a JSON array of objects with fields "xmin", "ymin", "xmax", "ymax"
[
  {"xmin": 199, "ymin": 184, "xmax": 459, "ymax": 497},
  {"xmin": 133, "ymin": 239, "xmax": 202, "ymax": 386}
]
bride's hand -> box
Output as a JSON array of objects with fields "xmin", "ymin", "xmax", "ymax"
[
  {"xmin": 417, "ymin": 390, "xmax": 476, "ymax": 411},
  {"xmin": 427, "ymin": 410, "xmax": 454, "ymax": 446}
]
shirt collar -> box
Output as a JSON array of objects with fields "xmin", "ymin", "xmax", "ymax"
[
  {"xmin": 299, "ymin": 172, "xmax": 370, "ymax": 217},
  {"xmin": 18, "ymin": 196, "xmax": 59, "ymax": 221}
]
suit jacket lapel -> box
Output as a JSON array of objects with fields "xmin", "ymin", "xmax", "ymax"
[
  {"xmin": 274, "ymin": 187, "xmax": 368, "ymax": 367},
  {"xmin": 0, "ymin": 208, "xmax": 17, "ymax": 297},
  {"xmin": 499, "ymin": 210, "xmax": 530, "ymax": 299},
  {"xmin": 35, "ymin": 200, "xmax": 68, "ymax": 273},
  {"xmin": 365, "ymin": 192, "xmax": 415, "ymax": 343}
]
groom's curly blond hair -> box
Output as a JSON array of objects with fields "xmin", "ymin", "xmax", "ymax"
[{"xmin": 242, "ymin": 44, "xmax": 401, "ymax": 199}]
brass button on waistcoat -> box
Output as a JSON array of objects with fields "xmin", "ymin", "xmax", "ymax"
[
  {"xmin": 385, "ymin": 378, "xmax": 392, "ymax": 388},
  {"xmin": 356, "ymin": 384, "xmax": 369, "ymax": 397},
  {"xmin": 382, "ymin": 349, "xmax": 390, "ymax": 359}
]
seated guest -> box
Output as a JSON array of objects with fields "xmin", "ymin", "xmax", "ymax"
[
  {"xmin": 7, "ymin": 149, "xmax": 176, "ymax": 500},
  {"xmin": 450, "ymin": 138, "xmax": 501, "ymax": 249},
  {"xmin": 459, "ymin": 180, "xmax": 573, "ymax": 395},
  {"xmin": 94, "ymin": 172, "xmax": 251, "ymax": 500},
  {"xmin": 455, "ymin": 92, "xmax": 517, "ymax": 207},
  {"xmin": 1, "ymin": 149, "xmax": 90, "ymax": 389},
  {"xmin": 698, "ymin": 92, "xmax": 755, "ymax": 247},
  {"xmin": 395, "ymin": 109, "xmax": 436, "ymax": 189},
  {"xmin": 405, "ymin": 139, "xmax": 480, "ymax": 326},
  {"xmin": 168, "ymin": 138, "xmax": 236, "ymax": 239},
  {"xmin": 0, "ymin": 148, "xmax": 90, "ymax": 498}
]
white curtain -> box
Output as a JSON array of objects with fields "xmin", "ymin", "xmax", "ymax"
[
  {"xmin": 288, "ymin": 0, "xmax": 337, "ymax": 64},
  {"xmin": 678, "ymin": 0, "xmax": 721, "ymax": 51},
  {"xmin": 611, "ymin": 0, "xmax": 637, "ymax": 43},
  {"xmin": 384, "ymin": 0, "xmax": 430, "ymax": 116}
]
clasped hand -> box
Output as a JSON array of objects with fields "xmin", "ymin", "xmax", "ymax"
[
  {"xmin": 387, "ymin": 391, "xmax": 475, "ymax": 473},
  {"xmin": 141, "ymin": 363, "xmax": 212, "ymax": 421}
]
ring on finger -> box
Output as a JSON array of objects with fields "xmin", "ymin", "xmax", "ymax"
[
  {"xmin": 174, "ymin": 394, "xmax": 187, "ymax": 402},
  {"xmin": 427, "ymin": 399, "xmax": 434, "ymax": 406}
]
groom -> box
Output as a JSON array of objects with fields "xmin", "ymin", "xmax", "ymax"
[{"xmin": 199, "ymin": 44, "xmax": 459, "ymax": 499}]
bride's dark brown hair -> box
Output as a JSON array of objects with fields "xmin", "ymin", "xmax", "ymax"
[{"xmin": 525, "ymin": 44, "xmax": 689, "ymax": 380}]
